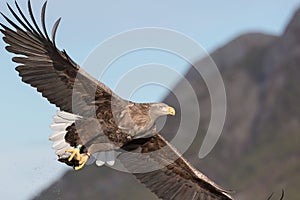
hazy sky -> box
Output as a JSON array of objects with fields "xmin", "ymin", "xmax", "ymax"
[{"xmin": 1, "ymin": 0, "xmax": 300, "ymax": 199}]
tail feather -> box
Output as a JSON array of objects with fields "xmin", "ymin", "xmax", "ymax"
[
  {"xmin": 55, "ymin": 146, "xmax": 70, "ymax": 156},
  {"xmin": 49, "ymin": 130, "xmax": 66, "ymax": 141},
  {"xmin": 57, "ymin": 111, "xmax": 81, "ymax": 121},
  {"xmin": 50, "ymin": 123, "xmax": 71, "ymax": 131},
  {"xmin": 52, "ymin": 140, "xmax": 68, "ymax": 150},
  {"xmin": 49, "ymin": 111, "xmax": 81, "ymax": 157},
  {"xmin": 49, "ymin": 111, "xmax": 115, "ymax": 169}
]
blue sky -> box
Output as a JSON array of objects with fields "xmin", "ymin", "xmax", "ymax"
[{"xmin": 0, "ymin": 0, "xmax": 300, "ymax": 199}]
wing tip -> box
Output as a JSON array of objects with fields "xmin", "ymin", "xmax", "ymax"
[
  {"xmin": 52, "ymin": 17, "xmax": 62, "ymax": 46},
  {"xmin": 280, "ymin": 189, "xmax": 285, "ymax": 200}
]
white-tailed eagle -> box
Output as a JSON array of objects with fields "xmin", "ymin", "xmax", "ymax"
[{"xmin": 1, "ymin": 1, "xmax": 233, "ymax": 199}]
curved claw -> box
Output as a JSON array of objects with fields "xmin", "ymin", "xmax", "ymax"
[
  {"xmin": 74, "ymin": 154, "xmax": 89, "ymax": 170},
  {"xmin": 65, "ymin": 147, "xmax": 81, "ymax": 162},
  {"xmin": 64, "ymin": 145, "xmax": 90, "ymax": 170}
]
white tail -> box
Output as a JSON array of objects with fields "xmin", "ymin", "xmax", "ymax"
[
  {"xmin": 49, "ymin": 111, "xmax": 81, "ymax": 157},
  {"xmin": 49, "ymin": 111, "xmax": 116, "ymax": 167}
]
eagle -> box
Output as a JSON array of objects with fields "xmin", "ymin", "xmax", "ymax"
[{"xmin": 1, "ymin": 1, "xmax": 233, "ymax": 199}]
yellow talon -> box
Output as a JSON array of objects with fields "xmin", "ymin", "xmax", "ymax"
[
  {"xmin": 65, "ymin": 148, "xmax": 80, "ymax": 162},
  {"xmin": 75, "ymin": 162, "xmax": 85, "ymax": 170},
  {"xmin": 74, "ymin": 154, "xmax": 90, "ymax": 170},
  {"xmin": 65, "ymin": 145, "xmax": 83, "ymax": 162},
  {"xmin": 65, "ymin": 145, "xmax": 91, "ymax": 170}
]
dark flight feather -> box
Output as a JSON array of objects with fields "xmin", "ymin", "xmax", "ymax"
[{"xmin": 120, "ymin": 134, "xmax": 233, "ymax": 200}]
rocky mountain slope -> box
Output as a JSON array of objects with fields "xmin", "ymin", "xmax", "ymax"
[{"xmin": 33, "ymin": 8, "xmax": 300, "ymax": 200}]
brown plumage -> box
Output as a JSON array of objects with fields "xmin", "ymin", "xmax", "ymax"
[
  {"xmin": 121, "ymin": 135, "xmax": 233, "ymax": 200},
  {"xmin": 1, "ymin": 1, "xmax": 233, "ymax": 199}
]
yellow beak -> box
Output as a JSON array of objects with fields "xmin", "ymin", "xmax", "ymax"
[{"xmin": 167, "ymin": 106, "xmax": 176, "ymax": 116}]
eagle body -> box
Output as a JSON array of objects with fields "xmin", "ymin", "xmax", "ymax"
[
  {"xmin": 1, "ymin": 1, "xmax": 234, "ymax": 199},
  {"xmin": 63, "ymin": 102, "xmax": 166, "ymax": 155}
]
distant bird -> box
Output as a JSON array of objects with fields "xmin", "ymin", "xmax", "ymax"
[{"xmin": 1, "ymin": 1, "xmax": 233, "ymax": 199}]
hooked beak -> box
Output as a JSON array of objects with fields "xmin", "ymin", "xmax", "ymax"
[{"xmin": 167, "ymin": 106, "xmax": 176, "ymax": 116}]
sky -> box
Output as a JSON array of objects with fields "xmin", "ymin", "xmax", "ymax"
[{"xmin": 0, "ymin": 0, "xmax": 300, "ymax": 199}]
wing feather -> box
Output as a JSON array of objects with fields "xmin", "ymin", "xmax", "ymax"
[
  {"xmin": 120, "ymin": 134, "xmax": 234, "ymax": 200},
  {"xmin": 1, "ymin": 0, "xmax": 119, "ymax": 116},
  {"xmin": 27, "ymin": 0, "xmax": 44, "ymax": 37},
  {"xmin": 3, "ymin": 35, "xmax": 46, "ymax": 52},
  {"xmin": 40, "ymin": 2, "xmax": 51, "ymax": 41}
]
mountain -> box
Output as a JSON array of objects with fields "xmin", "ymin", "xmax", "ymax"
[{"xmin": 33, "ymin": 8, "xmax": 300, "ymax": 200}]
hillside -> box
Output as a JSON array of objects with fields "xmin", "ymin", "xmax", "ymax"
[{"xmin": 33, "ymin": 8, "xmax": 300, "ymax": 200}]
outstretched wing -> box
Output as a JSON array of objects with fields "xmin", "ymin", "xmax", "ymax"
[
  {"xmin": 120, "ymin": 134, "xmax": 233, "ymax": 200},
  {"xmin": 0, "ymin": 0, "xmax": 116, "ymax": 116}
]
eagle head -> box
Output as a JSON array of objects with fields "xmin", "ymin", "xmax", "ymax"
[{"xmin": 149, "ymin": 103, "xmax": 176, "ymax": 120}]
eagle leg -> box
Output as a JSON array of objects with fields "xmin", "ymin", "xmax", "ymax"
[
  {"xmin": 74, "ymin": 153, "xmax": 90, "ymax": 170},
  {"xmin": 65, "ymin": 145, "xmax": 82, "ymax": 162},
  {"xmin": 65, "ymin": 145, "xmax": 91, "ymax": 170}
]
